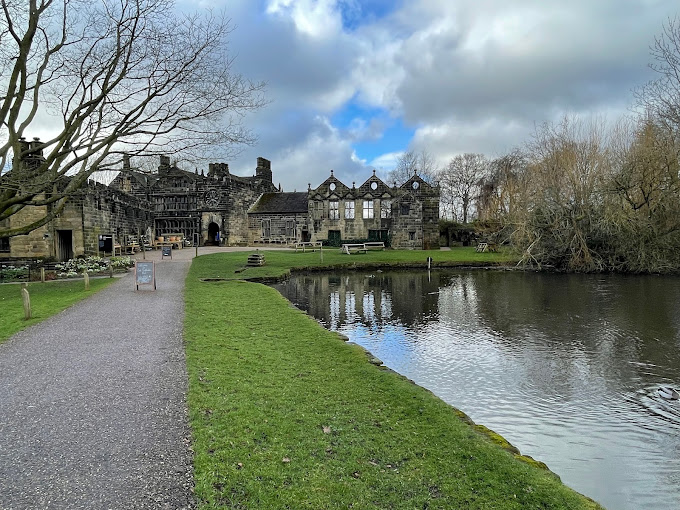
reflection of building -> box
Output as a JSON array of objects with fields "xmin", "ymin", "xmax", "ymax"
[
  {"xmin": 1, "ymin": 147, "xmax": 440, "ymax": 260},
  {"xmin": 276, "ymin": 271, "xmax": 446, "ymax": 330}
]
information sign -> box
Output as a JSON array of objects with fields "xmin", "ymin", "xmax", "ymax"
[
  {"xmin": 161, "ymin": 246, "xmax": 172, "ymax": 259},
  {"xmin": 135, "ymin": 261, "xmax": 156, "ymax": 291}
]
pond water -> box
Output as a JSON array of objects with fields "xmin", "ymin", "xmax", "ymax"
[{"xmin": 273, "ymin": 269, "xmax": 680, "ymax": 510}]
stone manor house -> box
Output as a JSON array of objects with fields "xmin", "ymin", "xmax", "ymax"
[{"xmin": 1, "ymin": 146, "xmax": 439, "ymax": 260}]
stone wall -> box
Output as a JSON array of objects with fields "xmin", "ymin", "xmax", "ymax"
[
  {"xmin": 4, "ymin": 183, "xmax": 152, "ymax": 260},
  {"xmin": 247, "ymin": 212, "xmax": 309, "ymax": 244},
  {"xmin": 6, "ymin": 200, "xmax": 51, "ymax": 258}
]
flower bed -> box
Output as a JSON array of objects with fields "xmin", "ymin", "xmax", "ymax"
[
  {"xmin": 54, "ymin": 256, "xmax": 133, "ymax": 278},
  {"xmin": 0, "ymin": 264, "xmax": 29, "ymax": 282}
]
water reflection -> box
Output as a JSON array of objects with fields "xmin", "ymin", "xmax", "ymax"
[{"xmin": 273, "ymin": 270, "xmax": 680, "ymax": 510}]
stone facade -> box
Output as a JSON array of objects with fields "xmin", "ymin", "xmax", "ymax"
[
  {"xmin": 0, "ymin": 183, "xmax": 151, "ymax": 260},
  {"xmin": 2, "ymin": 151, "xmax": 440, "ymax": 260},
  {"xmin": 110, "ymin": 156, "xmax": 277, "ymax": 246},
  {"xmin": 305, "ymin": 170, "xmax": 439, "ymax": 249},
  {"xmin": 247, "ymin": 192, "xmax": 310, "ymax": 244}
]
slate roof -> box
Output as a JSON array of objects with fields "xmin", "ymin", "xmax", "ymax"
[{"xmin": 248, "ymin": 192, "xmax": 308, "ymax": 214}]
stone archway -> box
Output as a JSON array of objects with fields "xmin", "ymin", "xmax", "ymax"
[{"xmin": 207, "ymin": 222, "xmax": 220, "ymax": 245}]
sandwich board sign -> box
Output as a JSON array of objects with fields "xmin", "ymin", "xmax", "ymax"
[
  {"xmin": 135, "ymin": 261, "xmax": 156, "ymax": 291},
  {"xmin": 161, "ymin": 245, "xmax": 172, "ymax": 259}
]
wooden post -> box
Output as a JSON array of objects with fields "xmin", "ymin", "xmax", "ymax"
[
  {"xmin": 110, "ymin": 263, "xmax": 114, "ymax": 278},
  {"xmin": 41, "ymin": 267, "xmax": 45, "ymax": 283},
  {"xmin": 139, "ymin": 228, "xmax": 145, "ymax": 260},
  {"xmin": 21, "ymin": 286, "xmax": 31, "ymax": 320},
  {"xmin": 84, "ymin": 271, "xmax": 90, "ymax": 290}
]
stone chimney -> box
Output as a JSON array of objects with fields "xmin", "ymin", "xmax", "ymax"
[
  {"xmin": 158, "ymin": 155, "xmax": 170, "ymax": 176},
  {"xmin": 17, "ymin": 137, "xmax": 45, "ymax": 169},
  {"xmin": 255, "ymin": 157, "xmax": 272, "ymax": 182}
]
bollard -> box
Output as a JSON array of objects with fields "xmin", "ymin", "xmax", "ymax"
[
  {"xmin": 84, "ymin": 271, "xmax": 90, "ymax": 290},
  {"xmin": 21, "ymin": 286, "xmax": 31, "ymax": 320},
  {"xmin": 41, "ymin": 267, "xmax": 45, "ymax": 283}
]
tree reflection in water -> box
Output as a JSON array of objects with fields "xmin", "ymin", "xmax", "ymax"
[{"xmin": 273, "ymin": 270, "xmax": 680, "ymax": 510}]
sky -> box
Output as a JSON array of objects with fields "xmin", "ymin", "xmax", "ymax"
[{"xmin": 178, "ymin": 0, "xmax": 676, "ymax": 190}]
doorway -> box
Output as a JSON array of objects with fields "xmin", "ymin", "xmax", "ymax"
[
  {"xmin": 207, "ymin": 222, "xmax": 220, "ymax": 245},
  {"xmin": 56, "ymin": 230, "xmax": 73, "ymax": 261}
]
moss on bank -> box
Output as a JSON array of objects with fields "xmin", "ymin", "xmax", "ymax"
[{"xmin": 184, "ymin": 250, "xmax": 603, "ymax": 509}]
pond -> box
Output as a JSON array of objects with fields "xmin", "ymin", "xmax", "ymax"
[{"xmin": 273, "ymin": 269, "xmax": 680, "ymax": 510}]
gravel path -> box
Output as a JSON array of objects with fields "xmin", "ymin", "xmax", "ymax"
[{"xmin": 0, "ymin": 255, "xmax": 194, "ymax": 509}]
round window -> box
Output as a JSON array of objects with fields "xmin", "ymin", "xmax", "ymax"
[
  {"xmin": 329, "ymin": 182, "xmax": 336, "ymax": 191},
  {"xmin": 412, "ymin": 181, "xmax": 420, "ymax": 190},
  {"xmin": 370, "ymin": 181, "xmax": 378, "ymax": 190},
  {"xmin": 205, "ymin": 189, "xmax": 220, "ymax": 207}
]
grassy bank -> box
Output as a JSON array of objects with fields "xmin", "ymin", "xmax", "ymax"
[
  {"xmin": 0, "ymin": 278, "xmax": 116, "ymax": 344},
  {"xmin": 184, "ymin": 249, "xmax": 602, "ymax": 509},
  {"xmin": 191, "ymin": 246, "xmax": 515, "ymax": 281}
]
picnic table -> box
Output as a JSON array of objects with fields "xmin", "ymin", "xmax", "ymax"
[
  {"xmin": 363, "ymin": 242, "xmax": 385, "ymax": 251},
  {"xmin": 341, "ymin": 243, "xmax": 367, "ymax": 255}
]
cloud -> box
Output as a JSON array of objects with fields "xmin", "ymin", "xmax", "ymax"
[{"xmin": 192, "ymin": 0, "xmax": 678, "ymax": 190}]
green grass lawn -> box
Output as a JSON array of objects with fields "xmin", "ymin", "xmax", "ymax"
[
  {"xmin": 193, "ymin": 246, "xmax": 515, "ymax": 281},
  {"xmin": 0, "ymin": 278, "xmax": 116, "ymax": 344},
  {"xmin": 185, "ymin": 249, "xmax": 602, "ymax": 509}
]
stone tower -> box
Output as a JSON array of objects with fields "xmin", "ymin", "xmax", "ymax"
[{"xmin": 255, "ymin": 157, "xmax": 272, "ymax": 182}]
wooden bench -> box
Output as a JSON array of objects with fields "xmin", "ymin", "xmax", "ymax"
[
  {"xmin": 341, "ymin": 243, "xmax": 367, "ymax": 255},
  {"xmin": 290, "ymin": 241, "xmax": 323, "ymax": 252},
  {"xmin": 363, "ymin": 242, "xmax": 385, "ymax": 251}
]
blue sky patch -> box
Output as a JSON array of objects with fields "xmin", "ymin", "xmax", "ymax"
[
  {"xmin": 339, "ymin": 0, "xmax": 402, "ymax": 31},
  {"xmin": 332, "ymin": 100, "xmax": 414, "ymax": 164}
]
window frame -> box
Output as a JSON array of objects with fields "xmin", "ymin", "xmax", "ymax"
[
  {"xmin": 362, "ymin": 200, "xmax": 374, "ymax": 219},
  {"xmin": 380, "ymin": 200, "xmax": 392, "ymax": 219},
  {"xmin": 329, "ymin": 200, "xmax": 339, "ymax": 220},
  {"xmin": 344, "ymin": 200, "xmax": 355, "ymax": 219}
]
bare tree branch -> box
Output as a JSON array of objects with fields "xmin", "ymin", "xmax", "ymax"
[{"xmin": 0, "ymin": 0, "xmax": 266, "ymax": 237}]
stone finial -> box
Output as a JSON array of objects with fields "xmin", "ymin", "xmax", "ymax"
[
  {"xmin": 373, "ymin": 169, "xmax": 376, "ymax": 176},
  {"xmin": 122, "ymin": 154, "xmax": 131, "ymax": 170},
  {"xmin": 308, "ymin": 183, "xmax": 311, "ymax": 190},
  {"xmin": 352, "ymin": 181, "xmax": 355, "ymax": 189},
  {"xmin": 330, "ymin": 169, "xmax": 334, "ymax": 176}
]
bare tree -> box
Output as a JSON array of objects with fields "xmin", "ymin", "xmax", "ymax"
[
  {"xmin": 387, "ymin": 149, "xmax": 439, "ymax": 186},
  {"xmin": 439, "ymin": 153, "xmax": 488, "ymax": 223},
  {"xmin": 0, "ymin": 0, "xmax": 266, "ymax": 237},
  {"xmin": 635, "ymin": 16, "xmax": 680, "ymax": 131},
  {"xmin": 477, "ymin": 149, "xmax": 529, "ymax": 222}
]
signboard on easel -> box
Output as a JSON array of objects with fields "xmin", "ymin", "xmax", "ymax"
[
  {"xmin": 135, "ymin": 261, "xmax": 156, "ymax": 291},
  {"xmin": 161, "ymin": 245, "xmax": 172, "ymax": 259}
]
